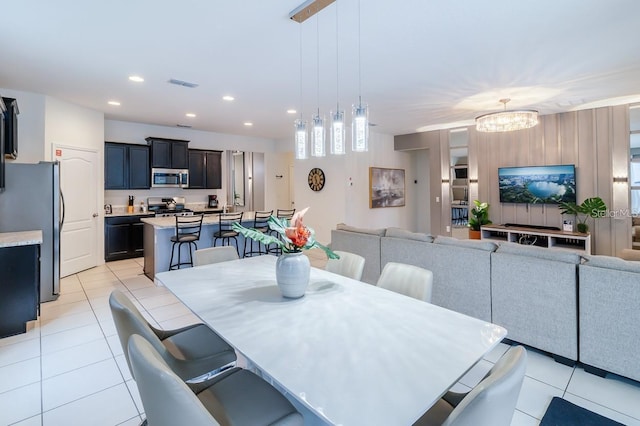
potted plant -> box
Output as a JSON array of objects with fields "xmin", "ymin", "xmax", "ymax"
[
  {"xmin": 558, "ymin": 197, "xmax": 607, "ymax": 233},
  {"xmin": 468, "ymin": 200, "xmax": 492, "ymax": 239}
]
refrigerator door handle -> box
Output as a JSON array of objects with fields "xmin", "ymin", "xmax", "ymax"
[{"xmin": 60, "ymin": 190, "xmax": 65, "ymax": 228}]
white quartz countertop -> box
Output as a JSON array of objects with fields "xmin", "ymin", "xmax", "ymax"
[
  {"xmin": 141, "ymin": 211, "xmax": 257, "ymax": 229},
  {"xmin": 0, "ymin": 230, "xmax": 43, "ymax": 248}
]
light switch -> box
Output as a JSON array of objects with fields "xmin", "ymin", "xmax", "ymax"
[{"xmin": 436, "ymin": 196, "xmax": 440, "ymax": 203}]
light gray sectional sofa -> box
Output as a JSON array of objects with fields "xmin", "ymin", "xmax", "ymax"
[
  {"xmin": 491, "ymin": 243, "xmax": 581, "ymax": 363},
  {"xmin": 330, "ymin": 223, "xmax": 640, "ymax": 382},
  {"xmin": 579, "ymin": 255, "xmax": 640, "ymax": 381},
  {"xmin": 381, "ymin": 231, "xmax": 495, "ymax": 322}
]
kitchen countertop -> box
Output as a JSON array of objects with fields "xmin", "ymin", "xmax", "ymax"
[
  {"xmin": 105, "ymin": 211, "xmax": 154, "ymax": 218},
  {"xmin": 0, "ymin": 230, "xmax": 43, "ymax": 248},
  {"xmin": 141, "ymin": 211, "xmax": 256, "ymax": 229}
]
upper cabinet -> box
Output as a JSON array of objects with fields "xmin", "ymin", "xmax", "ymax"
[
  {"xmin": 105, "ymin": 142, "xmax": 150, "ymax": 190},
  {"xmin": 146, "ymin": 137, "xmax": 189, "ymax": 169},
  {"xmin": 188, "ymin": 149, "xmax": 222, "ymax": 189}
]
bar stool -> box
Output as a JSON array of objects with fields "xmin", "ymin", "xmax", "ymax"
[
  {"xmin": 169, "ymin": 214, "xmax": 204, "ymax": 270},
  {"xmin": 243, "ymin": 210, "xmax": 273, "ymax": 257},
  {"xmin": 269, "ymin": 208, "xmax": 295, "ymax": 255},
  {"xmin": 212, "ymin": 212, "xmax": 244, "ymax": 257}
]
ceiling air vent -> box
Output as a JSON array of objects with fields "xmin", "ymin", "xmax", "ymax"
[
  {"xmin": 176, "ymin": 124, "xmax": 192, "ymax": 128},
  {"xmin": 168, "ymin": 78, "xmax": 199, "ymax": 88}
]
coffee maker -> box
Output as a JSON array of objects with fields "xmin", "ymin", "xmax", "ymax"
[{"xmin": 208, "ymin": 195, "xmax": 218, "ymax": 208}]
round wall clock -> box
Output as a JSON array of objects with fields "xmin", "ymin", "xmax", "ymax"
[{"xmin": 308, "ymin": 167, "xmax": 325, "ymax": 191}]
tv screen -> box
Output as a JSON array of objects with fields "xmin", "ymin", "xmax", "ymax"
[
  {"xmin": 498, "ymin": 164, "xmax": 576, "ymax": 204},
  {"xmin": 454, "ymin": 168, "xmax": 467, "ymax": 179}
]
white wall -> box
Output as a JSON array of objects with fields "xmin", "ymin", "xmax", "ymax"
[
  {"xmin": 292, "ymin": 131, "xmax": 417, "ymax": 244},
  {"xmin": 44, "ymin": 96, "xmax": 104, "ymax": 159},
  {"xmin": 0, "ymin": 88, "xmax": 46, "ymax": 164}
]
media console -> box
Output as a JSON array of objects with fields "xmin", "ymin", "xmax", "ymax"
[{"xmin": 481, "ymin": 224, "xmax": 591, "ymax": 254}]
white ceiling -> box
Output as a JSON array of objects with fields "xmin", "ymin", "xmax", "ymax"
[{"xmin": 2, "ymin": 0, "xmax": 640, "ymax": 141}]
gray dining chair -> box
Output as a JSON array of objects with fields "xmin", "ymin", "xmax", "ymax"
[
  {"xmin": 414, "ymin": 345, "xmax": 527, "ymax": 426},
  {"xmin": 109, "ymin": 290, "xmax": 236, "ymax": 383},
  {"xmin": 128, "ymin": 334, "xmax": 303, "ymax": 426},
  {"xmin": 325, "ymin": 250, "xmax": 366, "ymax": 281},
  {"xmin": 376, "ymin": 262, "xmax": 433, "ymax": 302},
  {"xmin": 193, "ymin": 246, "xmax": 239, "ymax": 267}
]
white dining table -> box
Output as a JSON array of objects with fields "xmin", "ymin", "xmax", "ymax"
[{"xmin": 155, "ymin": 255, "xmax": 507, "ymax": 426}]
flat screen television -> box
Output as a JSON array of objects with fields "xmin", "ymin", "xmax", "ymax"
[{"xmin": 498, "ymin": 164, "xmax": 576, "ymax": 204}]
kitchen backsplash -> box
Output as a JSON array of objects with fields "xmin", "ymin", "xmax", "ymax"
[{"xmin": 104, "ymin": 188, "xmax": 225, "ymax": 210}]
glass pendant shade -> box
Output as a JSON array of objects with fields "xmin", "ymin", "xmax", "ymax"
[
  {"xmin": 311, "ymin": 114, "xmax": 326, "ymax": 157},
  {"xmin": 294, "ymin": 119, "xmax": 308, "ymax": 160},
  {"xmin": 330, "ymin": 109, "xmax": 346, "ymax": 155},
  {"xmin": 352, "ymin": 103, "xmax": 369, "ymax": 152}
]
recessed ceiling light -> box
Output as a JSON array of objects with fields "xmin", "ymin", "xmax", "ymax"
[
  {"xmin": 129, "ymin": 75, "xmax": 144, "ymax": 82},
  {"xmin": 185, "ymin": 113, "xmax": 196, "ymax": 118},
  {"xmin": 287, "ymin": 109, "xmax": 297, "ymax": 114},
  {"xmin": 244, "ymin": 122, "xmax": 253, "ymax": 127},
  {"xmin": 108, "ymin": 101, "xmax": 121, "ymax": 106},
  {"xmin": 222, "ymin": 95, "xmax": 235, "ymax": 101}
]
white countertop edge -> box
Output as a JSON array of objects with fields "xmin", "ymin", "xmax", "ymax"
[{"xmin": 0, "ymin": 230, "xmax": 43, "ymax": 248}]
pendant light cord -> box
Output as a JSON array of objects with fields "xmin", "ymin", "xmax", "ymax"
[
  {"xmin": 358, "ymin": 0, "xmax": 362, "ymax": 106},
  {"xmin": 336, "ymin": 2, "xmax": 339, "ymax": 111},
  {"xmin": 316, "ymin": 15, "xmax": 320, "ymax": 116},
  {"xmin": 299, "ymin": 24, "xmax": 303, "ymax": 121}
]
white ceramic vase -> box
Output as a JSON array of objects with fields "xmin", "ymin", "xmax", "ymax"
[{"xmin": 275, "ymin": 251, "xmax": 310, "ymax": 298}]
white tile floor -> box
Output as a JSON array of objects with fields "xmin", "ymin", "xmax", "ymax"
[{"xmin": 1, "ymin": 254, "xmax": 639, "ymax": 426}]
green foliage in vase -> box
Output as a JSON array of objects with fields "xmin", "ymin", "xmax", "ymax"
[{"xmin": 232, "ymin": 208, "xmax": 339, "ymax": 259}]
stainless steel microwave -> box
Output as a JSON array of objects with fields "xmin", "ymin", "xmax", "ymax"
[{"xmin": 151, "ymin": 168, "xmax": 189, "ymax": 188}]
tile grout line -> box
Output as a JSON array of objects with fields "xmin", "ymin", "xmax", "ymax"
[{"xmin": 101, "ymin": 263, "xmax": 146, "ymax": 417}]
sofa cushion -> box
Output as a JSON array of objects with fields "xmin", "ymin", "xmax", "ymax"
[
  {"xmin": 583, "ymin": 254, "xmax": 640, "ymax": 273},
  {"xmin": 385, "ymin": 227, "xmax": 434, "ymax": 243},
  {"xmin": 495, "ymin": 242, "xmax": 580, "ymax": 264},
  {"xmin": 336, "ymin": 223, "xmax": 386, "ymax": 237},
  {"xmin": 434, "ymin": 236, "xmax": 497, "ymax": 252}
]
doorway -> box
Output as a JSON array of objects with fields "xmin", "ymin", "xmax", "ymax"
[{"xmin": 54, "ymin": 145, "xmax": 99, "ymax": 276}]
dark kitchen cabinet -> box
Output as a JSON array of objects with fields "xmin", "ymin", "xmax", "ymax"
[
  {"xmin": 146, "ymin": 137, "xmax": 189, "ymax": 169},
  {"xmin": 188, "ymin": 149, "xmax": 222, "ymax": 189},
  {"xmin": 0, "ymin": 98, "xmax": 5, "ymax": 191},
  {"xmin": 105, "ymin": 142, "xmax": 150, "ymax": 190},
  {"xmin": 2, "ymin": 97, "xmax": 18, "ymax": 159},
  {"xmin": 0, "ymin": 244, "xmax": 40, "ymax": 338},
  {"xmin": 105, "ymin": 215, "xmax": 153, "ymax": 261}
]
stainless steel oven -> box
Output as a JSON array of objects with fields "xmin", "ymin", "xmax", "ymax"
[{"xmin": 151, "ymin": 168, "xmax": 189, "ymax": 188}]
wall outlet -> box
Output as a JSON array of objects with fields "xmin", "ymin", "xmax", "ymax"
[
  {"xmin": 446, "ymin": 225, "xmax": 451, "ymax": 233},
  {"xmin": 436, "ymin": 196, "xmax": 440, "ymax": 203}
]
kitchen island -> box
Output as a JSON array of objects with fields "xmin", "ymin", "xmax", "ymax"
[{"xmin": 141, "ymin": 211, "xmax": 257, "ymax": 280}]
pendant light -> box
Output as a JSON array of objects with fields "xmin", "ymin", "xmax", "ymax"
[
  {"xmin": 352, "ymin": 0, "xmax": 369, "ymax": 152},
  {"xmin": 330, "ymin": 2, "xmax": 346, "ymax": 155},
  {"xmin": 294, "ymin": 25, "xmax": 308, "ymax": 159},
  {"xmin": 311, "ymin": 15, "xmax": 326, "ymax": 157},
  {"xmin": 475, "ymin": 98, "xmax": 539, "ymax": 132}
]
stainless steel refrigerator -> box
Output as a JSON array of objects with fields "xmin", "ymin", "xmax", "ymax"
[{"xmin": 0, "ymin": 161, "xmax": 62, "ymax": 302}]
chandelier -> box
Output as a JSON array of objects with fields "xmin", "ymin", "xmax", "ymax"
[{"xmin": 475, "ymin": 98, "xmax": 538, "ymax": 132}]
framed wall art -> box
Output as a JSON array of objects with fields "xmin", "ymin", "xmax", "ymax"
[{"xmin": 369, "ymin": 167, "xmax": 405, "ymax": 208}]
